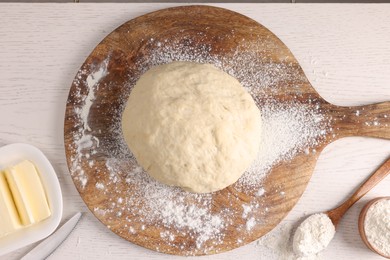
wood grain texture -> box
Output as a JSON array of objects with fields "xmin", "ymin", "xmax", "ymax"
[{"xmin": 1, "ymin": 3, "xmax": 390, "ymax": 260}]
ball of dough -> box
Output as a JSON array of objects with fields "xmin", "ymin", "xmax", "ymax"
[{"xmin": 122, "ymin": 61, "xmax": 261, "ymax": 193}]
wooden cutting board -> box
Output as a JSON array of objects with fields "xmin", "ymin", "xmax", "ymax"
[{"xmin": 64, "ymin": 5, "xmax": 390, "ymax": 256}]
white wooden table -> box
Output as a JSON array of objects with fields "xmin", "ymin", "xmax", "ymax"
[{"xmin": 1, "ymin": 3, "xmax": 390, "ymax": 260}]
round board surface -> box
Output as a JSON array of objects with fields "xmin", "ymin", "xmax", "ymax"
[{"xmin": 64, "ymin": 5, "xmax": 390, "ymax": 256}]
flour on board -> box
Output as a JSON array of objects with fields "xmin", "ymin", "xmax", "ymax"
[{"xmin": 67, "ymin": 32, "xmax": 333, "ymax": 255}]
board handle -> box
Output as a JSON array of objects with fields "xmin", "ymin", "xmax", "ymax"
[{"xmin": 331, "ymin": 101, "xmax": 390, "ymax": 140}]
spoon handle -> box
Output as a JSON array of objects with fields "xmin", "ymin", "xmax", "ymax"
[{"xmin": 327, "ymin": 157, "xmax": 390, "ymax": 226}]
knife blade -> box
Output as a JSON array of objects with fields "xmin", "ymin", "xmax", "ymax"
[{"xmin": 21, "ymin": 212, "xmax": 82, "ymax": 260}]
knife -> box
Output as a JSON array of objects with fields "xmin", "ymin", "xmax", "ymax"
[{"xmin": 21, "ymin": 212, "xmax": 82, "ymax": 260}]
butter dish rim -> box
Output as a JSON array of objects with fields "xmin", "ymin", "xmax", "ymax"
[{"xmin": 0, "ymin": 143, "xmax": 63, "ymax": 256}]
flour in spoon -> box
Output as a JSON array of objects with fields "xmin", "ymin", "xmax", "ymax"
[{"xmin": 293, "ymin": 213, "xmax": 336, "ymax": 256}]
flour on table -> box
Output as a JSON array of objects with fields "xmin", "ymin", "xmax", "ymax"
[
  {"xmin": 257, "ymin": 222, "xmax": 296, "ymax": 259},
  {"xmin": 67, "ymin": 31, "xmax": 333, "ymax": 255},
  {"xmin": 257, "ymin": 222, "xmax": 322, "ymax": 260}
]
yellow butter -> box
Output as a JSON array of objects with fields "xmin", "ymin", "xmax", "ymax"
[
  {"xmin": 4, "ymin": 160, "xmax": 51, "ymax": 226},
  {"xmin": 0, "ymin": 171, "xmax": 22, "ymax": 238}
]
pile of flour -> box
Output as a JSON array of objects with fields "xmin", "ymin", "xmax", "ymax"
[
  {"xmin": 293, "ymin": 213, "xmax": 335, "ymax": 256},
  {"xmin": 364, "ymin": 199, "xmax": 390, "ymax": 257}
]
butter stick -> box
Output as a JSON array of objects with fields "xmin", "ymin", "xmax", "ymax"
[
  {"xmin": 4, "ymin": 160, "xmax": 51, "ymax": 226},
  {"xmin": 0, "ymin": 171, "xmax": 22, "ymax": 238}
]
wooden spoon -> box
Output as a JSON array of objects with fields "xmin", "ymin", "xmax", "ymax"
[
  {"xmin": 326, "ymin": 157, "xmax": 390, "ymax": 227},
  {"xmin": 358, "ymin": 197, "xmax": 390, "ymax": 259},
  {"xmin": 293, "ymin": 158, "xmax": 390, "ymax": 256}
]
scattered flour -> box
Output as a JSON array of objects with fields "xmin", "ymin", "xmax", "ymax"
[
  {"xmin": 238, "ymin": 103, "xmax": 328, "ymax": 189},
  {"xmin": 242, "ymin": 204, "xmax": 252, "ymax": 218},
  {"xmin": 257, "ymin": 222, "xmax": 322, "ymax": 260},
  {"xmin": 257, "ymin": 222, "xmax": 295, "ymax": 259},
  {"xmin": 82, "ymin": 60, "xmax": 108, "ymax": 131},
  {"xmin": 94, "ymin": 207, "xmax": 108, "ymax": 216},
  {"xmin": 66, "ymin": 30, "xmax": 332, "ymax": 255},
  {"xmin": 293, "ymin": 213, "xmax": 335, "ymax": 256},
  {"xmin": 95, "ymin": 182, "xmax": 104, "ymax": 190},
  {"xmin": 246, "ymin": 217, "xmax": 256, "ymax": 231},
  {"xmin": 256, "ymin": 187, "xmax": 265, "ymax": 197},
  {"xmin": 128, "ymin": 226, "xmax": 136, "ymax": 234},
  {"xmin": 364, "ymin": 198, "xmax": 390, "ymax": 257},
  {"xmin": 68, "ymin": 59, "xmax": 108, "ymax": 189}
]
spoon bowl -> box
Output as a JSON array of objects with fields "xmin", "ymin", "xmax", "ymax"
[{"xmin": 358, "ymin": 197, "xmax": 390, "ymax": 259}]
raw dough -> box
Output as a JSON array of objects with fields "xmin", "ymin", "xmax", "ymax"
[{"xmin": 122, "ymin": 61, "xmax": 261, "ymax": 193}]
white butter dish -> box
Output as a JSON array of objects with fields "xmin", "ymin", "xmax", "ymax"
[{"xmin": 0, "ymin": 143, "xmax": 63, "ymax": 256}]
